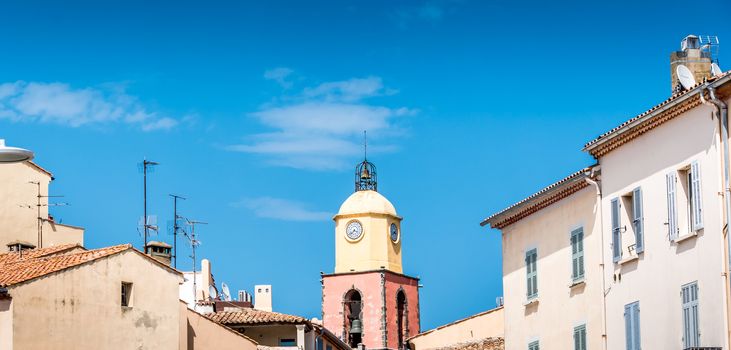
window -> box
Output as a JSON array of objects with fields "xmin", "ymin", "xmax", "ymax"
[
  {"xmin": 121, "ymin": 282, "xmax": 133, "ymax": 307},
  {"xmin": 574, "ymin": 324, "xmax": 587, "ymax": 350},
  {"xmin": 326, "ymin": 345, "xmax": 333, "ymax": 350},
  {"xmin": 571, "ymin": 228, "xmax": 585, "ymax": 282},
  {"xmin": 624, "ymin": 301, "xmax": 641, "ymax": 350},
  {"xmin": 528, "ymin": 340, "xmax": 539, "ymax": 350},
  {"xmin": 316, "ymin": 337, "xmax": 323, "ymax": 350},
  {"xmin": 279, "ymin": 339, "xmax": 296, "ymax": 346},
  {"xmin": 611, "ymin": 198, "xmax": 622, "ymax": 262},
  {"xmin": 668, "ymin": 161, "xmax": 703, "ymax": 240},
  {"xmin": 525, "ymin": 249, "xmax": 538, "ymax": 300},
  {"xmin": 682, "ymin": 282, "xmax": 700, "ymax": 348},
  {"xmin": 611, "ymin": 188, "xmax": 644, "ymax": 262}
]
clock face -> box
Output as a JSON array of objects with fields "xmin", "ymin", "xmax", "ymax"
[
  {"xmin": 390, "ymin": 223, "xmax": 399, "ymax": 242},
  {"xmin": 346, "ymin": 220, "xmax": 363, "ymax": 240}
]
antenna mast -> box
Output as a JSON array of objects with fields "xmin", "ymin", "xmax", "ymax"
[
  {"xmin": 140, "ymin": 159, "xmax": 159, "ymax": 249},
  {"xmin": 185, "ymin": 219, "xmax": 207, "ymax": 303},
  {"xmin": 169, "ymin": 194, "xmax": 186, "ymax": 269},
  {"xmin": 26, "ymin": 181, "xmax": 68, "ymax": 248}
]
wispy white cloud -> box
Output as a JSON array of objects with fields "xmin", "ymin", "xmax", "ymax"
[
  {"xmin": 0, "ymin": 81, "xmax": 178, "ymax": 131},
  {"xmin": 264, "ymin": 67, "xmax": 295, "ymax": 89},
  {"xmin": 233, "ymin": 196, "xmax": 331, "ymax": 222},
  {"xmin": 228, "ymin": 73, "xmax": 415, "ymax": 170}
]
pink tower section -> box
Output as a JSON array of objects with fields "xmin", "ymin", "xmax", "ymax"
[{"xmin": 322, "ymin": 270, "xmax": 420, "ymax": 350}]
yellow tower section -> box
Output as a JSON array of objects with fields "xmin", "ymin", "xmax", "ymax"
[{"xmin": 334, "ymin": 190, "xmax": 403, "ymax": 273}]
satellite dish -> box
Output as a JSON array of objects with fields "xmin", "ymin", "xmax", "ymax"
[
  {"xmin": 712, "ymin": 62, "xmax": 723, "ymax": 76},
  {"xmin": 0, "ymin": 139, "xmax": 34, "ymax": 163},
  {"xmin": 677, "ymin": 65, "xmax": 696, "ymax": 90},
  {"xmin": 209, "ymin": 285, "xmax": 218, "ymax": 300},
  {"xmin": 222, "ymin": 282, "xmax": 231, "ymax": 301}
]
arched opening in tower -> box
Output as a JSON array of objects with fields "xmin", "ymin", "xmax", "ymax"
[
  {"xmin": 344, "ymin": 289, "xmax": 363, "ymax": 348},
  {"xmin": 397, "ymin": 290, "xmax": 407, "ymax": 350}
]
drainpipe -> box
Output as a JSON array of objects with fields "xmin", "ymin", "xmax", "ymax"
[
  {"xmin": 700, "ymin": 85, "xmax": 731, "ymax": 347},
  {"xmin": 585, "ymin": 170, "xmax": 608, "ymax": 350}
]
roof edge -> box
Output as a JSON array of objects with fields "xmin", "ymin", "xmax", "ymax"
[{"xmin": 407, "ymin": 306, "xmax": 503, "ymax": 342}]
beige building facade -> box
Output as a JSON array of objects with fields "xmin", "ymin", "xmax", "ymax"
[
  {"xmin": 0, "ymin": 161, "xmax": 83, "ymax": 250},
  {"xmin": 483, "ymin": 169, "xmax": 603, "ymax": 350},
  {"xmin": 408, "ymin": 307, "xmax": 504, "ymax": 350},
  {"xmin": 584, "ymin": 73, "xmax": 731, "ymax": 349},
  {"xmin": 0, "ymin": 243, "xmax": 257, "ymax": 350},
  {"xmin": 483, "ymin": 55, "xmax": 731, "ymax": 348}
]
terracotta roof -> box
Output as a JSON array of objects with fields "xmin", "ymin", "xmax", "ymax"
[
  {"xmin": 0, "ymin": 243, "xmax": 85, "ymax": 265},
  {"xmin": 584, "ymin": 71, "xmax": 731, "ymax": 158},
  {"xmin": 481, "ymin": 167, "xmax": 596, "ymax": 229},
  {"xmin": 408, "ymin": 307, "xmax": 503, "ymax": 341},
  {"xmin": 0, "ymin": 244, "xmax": 130, "ymax": 287},
  {"xmin": 208, "ymin": 308, "xmax": 308, "ymax": 326},
  {"xmin": 428, "ymin": 337, "xmax": 504, "ymax": 350}
]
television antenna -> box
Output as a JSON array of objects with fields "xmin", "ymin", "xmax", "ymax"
[
  {"xmin": 676, "ymin": 64, "xmax": 696, "ymax": 90},
  {"xmin": 185, "ymin": 219, "xmax": 207, "ymax": 303},
  {"xmin": 22, "ymin": 181, "xmax": 69, "ymax": 248},
  {"xmin": 139, "ymin": 159, "xmax": 159, "ymax": 249},
  {"xmin": 222, "ymin": 282, "xmax": 232, "ymax": 301},
  {"xmin": 168, "ymin": 194, "xmax": 186, "ymax": 268}
]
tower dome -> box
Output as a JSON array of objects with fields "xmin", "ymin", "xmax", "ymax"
[{"xmin": 336, "ymin": 190, "xmax": 398, "ymax": 218}]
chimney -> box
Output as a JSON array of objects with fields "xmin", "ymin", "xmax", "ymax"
[
  {"xmin": 254, "ymin": 284, "xmax": 272, "ymax": 312},
  {"xmin": 200, "ymin": 259, "xmax": 213, "ymax": 300},
  {"xmin": 145, "ymin": 241, "xmax": 172, "ymax": 266},
  {"xmin": 670, "ymin": 35, "xmax": 713, "ymax": 92}
]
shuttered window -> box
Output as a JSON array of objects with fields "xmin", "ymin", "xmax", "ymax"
[
  {"xmin": 666, "ymin": 172, "xmax": 678, "ymax": 240},
  {"xmin": 690, "ymin": 161, "xmax": 703, "ymax": 231},
  {"xmin": 526, "ymin": 249, "xmax": 538, "ymax": 299},
  {"xmin": 528, "ymin": 340, "xmax": 539, "ymax": 350},
  {"xmin": 611, "ymin": 198, "xmax": 621, "ymax": 262},
  {"xmin": 571, "ymin": 228, "xmax": 585, "ymax": 282},
  {"xmin": 624, "ymin": 302, "xmax": 641, "ymax": 350},
  {"xmin": 682, "ymin": 282, "xmax": 700, "ymax": 348},
  {"xmin": 632, "ymin": 188, "xmax": 644, "ymax": 253},
  {"xmin": 574, "ymin": 324, "xmax": 587, "ymax": 350}
]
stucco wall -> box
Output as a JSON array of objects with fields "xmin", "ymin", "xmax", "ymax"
[
  {"xmin": 384, "ymin": 272, "xmax": 420, "ymax": 349},
  {"xmin": 409, "ymin": 307, "xmax": 503, "ymax": 350},
  {"xmin": 0, "ymin": 162, "xmax": 83, "ymax": 249},
  {"xmin": 180, "ymin": 303, "xmax": 258, "ymax": 350},
  {"xmin": 501, "ymin": 186, "xmax": 603, "ymax": 350},
  {"xmin": 6, "ymin": 250, "xmax": 182, "ymax": 350},
  {"xmin": 599, "ymin": 97, "xmax": 731, "ymax": 349},
  {"xmin": 236, "ymin": 324, "xmax": 299, "ymax": 347}
]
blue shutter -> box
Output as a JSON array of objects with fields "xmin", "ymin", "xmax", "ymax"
[
  {"xmin": 666, "ymin": 172, "xmax": 678, "ymax": 240},
  {"xmin": 526, "ymin": 249, "xmax": 537, "ymax": 299},
  {"xmin": 574, "ymin": 324, "xmax": 586, "ymax": 350},
  {"xmin": 571, "ymin": 228, "xmax": 585, "ymax": 281},
  {"xmin": 528, "ymin": 340, "xmax": 539, "ymax": 350},
  {"xmin": 611, "ymin": 198, "xmax": 621, "ymax": 262},
  {"xmin": 633, "ymin": 188, "xmax": 644, "ymax": 253},
  {"xmin": 682, "ymin": 282, "xmax": 699, "ymax": 348},
  {"xmin": 625, "ymin": 302, "xmax": 641, "ymax": 350},
  {"xmin": 690, "ymin": 161, "xmax": 703, "ymax": 230}
]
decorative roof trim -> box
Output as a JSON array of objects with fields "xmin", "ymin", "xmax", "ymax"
[
  {"xmin": 481, "ymin": 166, "xmax": 597, "ymax": 229},
  {"xmin": 321, "ymin": 269, "xmax": 419, "ymax": 281},
  {"xmin": 584, "ymin": 72, "xmax": 731, "ymax": 158}
]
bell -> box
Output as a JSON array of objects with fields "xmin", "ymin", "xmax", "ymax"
[
  {"xmin": 360, "ymin": 167, "xmax": 371, "ymax": 180},
  {"xmin": 350, "ymin": 319, "xmax": 363, "ymax": 334}
]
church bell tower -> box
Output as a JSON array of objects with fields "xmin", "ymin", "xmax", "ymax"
[{"xmin": 321, "ymin": 151, "xmax": 421, "ymax": 350}]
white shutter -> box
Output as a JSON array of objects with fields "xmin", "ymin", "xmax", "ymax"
[
  {"xmin": 690, "ymin": 161, "xmax": 703, "ymax": 230},
  {"xmin": 625, "ymin": 302, "xmax": 641, "ymax": 350},
  {"xmin": 611, "ymin": 198, "xmax": 621, "ymax": 262},
  {"xmin": 666, "ymin": 172, "xmax": 678, "ymax": 240}
]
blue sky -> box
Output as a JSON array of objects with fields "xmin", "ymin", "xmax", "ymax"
[{"xmin": 1, "ymin": 0, "xmax": 729, "ymax": 329}]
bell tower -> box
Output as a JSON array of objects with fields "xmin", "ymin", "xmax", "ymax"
[{"xmin": 322, "ymin": 145, "xmax": 421, "ymax": 350}]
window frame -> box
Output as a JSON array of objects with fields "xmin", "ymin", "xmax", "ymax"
[
  {"xmin": 121, "ymin": 282, "xmax": 133, "ymax": 308},
  {"xmin": 573, "ymin": 324, "xmax": 587, "ymax": 350},
  {"xmin": 681, "ymin": 281, "xmax": 700, "ymax": 348},
  {"xmin": 570, "ymin": 227, "xmax": 585, "ymax": 283}
]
